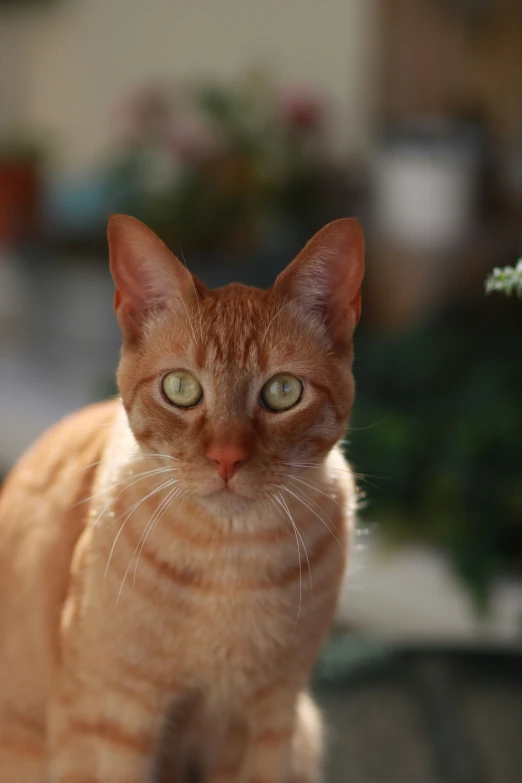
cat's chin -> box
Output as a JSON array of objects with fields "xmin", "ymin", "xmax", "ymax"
[{"xmin": 195, "ymin": 489, "xmax": 256, "ymax": 518}]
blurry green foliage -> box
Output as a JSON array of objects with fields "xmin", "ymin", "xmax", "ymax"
[
  {"xmin": 485, "ymin": 260, "xmax": 522, "ymax": 298},
  {"xmin": 348, "ymin": 296, "xmax": 522, "ymax": 610},
  {"xmin": 108, "ymin": 72, "xmax": 338, "ymax": 253}
]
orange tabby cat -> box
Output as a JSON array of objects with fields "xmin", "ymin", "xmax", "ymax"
[{"xmin": 0, "ymin": 214, "xmax": 364, "ymax": 783}]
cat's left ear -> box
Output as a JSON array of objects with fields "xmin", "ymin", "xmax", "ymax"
[
  {"xmin": 108, "ymin": 214, "xmax": 200, "ymax": 342},
  {"xmin": 273, "ymin": 218, "xmax": 365, "ymax": 346}
]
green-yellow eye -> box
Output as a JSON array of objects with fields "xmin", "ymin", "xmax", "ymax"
[
  {"xmin": 162, "ymin": 371, "xmax": 203, "ymax": 408},
  {"xmin": 261, "ymin": 374, "xmax": 303, "ymax": 412}
]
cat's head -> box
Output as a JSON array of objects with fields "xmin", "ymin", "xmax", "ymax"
[{"xmin": 108, "ymin": 215, "xmax": 364, "ymax": 517}]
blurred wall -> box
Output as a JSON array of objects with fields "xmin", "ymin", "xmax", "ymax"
[
  {"xmin": 16, "ymin": 0, "xmax": 377, "ymax": 171},
  {"xmin": 0, "ymin": 10, "xmax": 33, "ymax": 134}
]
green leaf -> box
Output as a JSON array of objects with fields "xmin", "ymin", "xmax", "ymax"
[{"xmin": 485, "ymin": 261, "xmax": 522, "ymax": 298}]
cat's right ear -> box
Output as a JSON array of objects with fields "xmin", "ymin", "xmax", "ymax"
[
  {"xmin": 108, "ymin": 214, "xmax": 198, "ymax": 342},
  {"xmin": 272, "ymin": 218, "xmax": 365, "ymax": 349}
]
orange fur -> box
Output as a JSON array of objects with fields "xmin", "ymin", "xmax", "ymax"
[{"xmin": 0, "ymin": 215, "xmax": 364, "ymax": 782}]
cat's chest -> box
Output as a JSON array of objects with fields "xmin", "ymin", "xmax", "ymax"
[
  {"xmin": 173, "ymin": 581, "xmax": 303, "ymax": 700},
  {"xmin": 169, "ymin": 545, "xmax": 303, "ymax": 647},
  {"xmin": 89, "ymin": 485, "xmax": 342, "ymax": 695},
  {"xmin": 147, "ymin": 537, "xmax": 309, "ymax": 686}
]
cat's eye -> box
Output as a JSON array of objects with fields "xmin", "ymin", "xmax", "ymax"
[
  {"xmin": 162, "ymin": 371, "xmax": 203, "ymax": 408},
  {"xmin": 260, "ymin": 374, "xmax": 303, "ymax": 412}
]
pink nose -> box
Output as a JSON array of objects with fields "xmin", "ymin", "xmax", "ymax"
[{"xmin": 206, "ymin": 443, "xmax": 250, "ymax": 482}]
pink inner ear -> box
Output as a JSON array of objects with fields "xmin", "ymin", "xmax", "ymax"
[
  {"xmin": 107, "ymin": 214, "xmax": 197, "ymax": 339},
  {"xmin": 273, "ymin": 218, "xmax": 365, "ymax": 342},
  {"xmin": 108, "ymin": 215, "xmax": 177, "ymax": 309}
]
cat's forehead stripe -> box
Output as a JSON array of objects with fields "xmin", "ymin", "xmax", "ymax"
[{"xmin": 200, "ymin": 292, "xmax": 266, "ymax": 369}]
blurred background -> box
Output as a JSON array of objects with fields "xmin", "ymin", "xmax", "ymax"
[{"xmin": 0, "ymin": 0, "xmax": 521, "ymax": 780}]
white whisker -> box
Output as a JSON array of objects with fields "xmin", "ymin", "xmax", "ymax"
[
  {"xmin": 80, "ymin": 452, "xmax": 178, "ymax": 473},
  {"xmin": 272, "ymin": 491, "xmax": 304, "ymax": 630},
  {"xmin": 132, "ymin": 486, "xmax": 181, "ymax": 585},
  {"xmin": 141, "ymin": 451, "xmax": 180, "ymax": 462},
  {"xmin": 265, "ymin": 492, "xmax": 287, "ymax": 532},
  {"xmin": 177, "ymin": 244, "xmax": 204, "ymax": 345},
  {"xmin": 261, "ymin": 296, "xmax": 307, "ymax": 347},
  {"xmin": 271, "ymin": 492, "xmax": 302, "ymax": 624},
  {"xmin": 276, "ymin": 489, "xmax": 313, "ymax": 596},
  {"xmin": 279, "ymin": 481, "xmax": 344, "ymax": 552},
  {"xmin": 104, "ymin": 478, "xmax": 177, "ymax": 581},
  {"xmin": 284, "ymin": 473, "xmax": 342, "ymax": 509},
  {"xmin": 280, "ymin": 460, "xmax": 386, "ymax": 484},
  {"xmin": 176, "ymin": 284, "xmax": 199, "ymax": 345},
  {"xmin": 84, "ymin": 467, "xmax": 176, "ymax": 520},
  {"xmin": 205, "ymin": 304, "xmax": 244, "ymax": 337},
  {"xmin": 176, "ymin": 490, "xmax": 190, "ymax": 513},
  {"xmin": 132, "ymin": 488, "xmax": 190, "ymax": 596},
  {"xmin": 115, "ymin": 486, "xmax": 181, "ymax": 603}
]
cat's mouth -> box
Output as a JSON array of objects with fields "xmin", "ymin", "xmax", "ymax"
[
  {"xmin": 206, "ymin": 486, "xmax": 250, "ymax": 503},
  {"xmin": 197, "ymin": 486, "xmax": 255, "ymax": 517}
]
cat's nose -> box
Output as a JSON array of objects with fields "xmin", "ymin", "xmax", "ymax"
[{"xmin": 206, "ymin": 443, "xmax": 250, "ymax": 482}]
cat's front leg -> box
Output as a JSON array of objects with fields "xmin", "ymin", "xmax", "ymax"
[
  {"xmin": 211, "ymin": 688, "xmax": 323, "ymax": 783},
  {"xmin": 287, "ymin": 693, "xmax": 323, "ymax": 783},
  {"xmin": 46, "ymin": 668, "xmax": 167, "ymax": 783}
]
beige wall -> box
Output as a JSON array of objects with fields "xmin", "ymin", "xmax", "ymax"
[
  {"xmin": 0, "ymin": 10, "xmax": 34, "ymax": 135},
  {"xmin": 13, "ymin": 0, "xmax": 377, "ymax": 171}
]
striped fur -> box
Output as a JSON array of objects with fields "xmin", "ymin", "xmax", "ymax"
[{"xmin": 0, "ymin": 216, "xmax": 364, "ymax": 782}]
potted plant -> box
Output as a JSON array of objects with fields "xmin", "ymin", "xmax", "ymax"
[
  {"xmin": 0, "ymin": 132, "xmax": 46, "ymax": 243},
  {"xmin": 107, "ymin": 72, "xmax": 345, "ymax": 266}
]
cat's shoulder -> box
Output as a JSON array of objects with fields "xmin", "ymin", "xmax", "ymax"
[
  {"xmin": 0, "ymin": 398, "xmax": 121, "ymax": 504},
  {"xmin": 43, "ymin": 397, "xmax": 121, "ymax": 446},
  {"xmin": 25, "ymin": 397, "xmax": 120, "ymax": 463}
]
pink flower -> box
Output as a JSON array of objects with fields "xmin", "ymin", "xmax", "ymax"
[
  {"xmin": 170, "ymin": 112, "xmax": 223, "ymax": 163},
  {"xmin": 279, "ymin": 86, "xmax": 324, "ymax": 132},
  {"xmin": 115, "ymin": 84, "xmax": 173, "ymax": 144}
]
